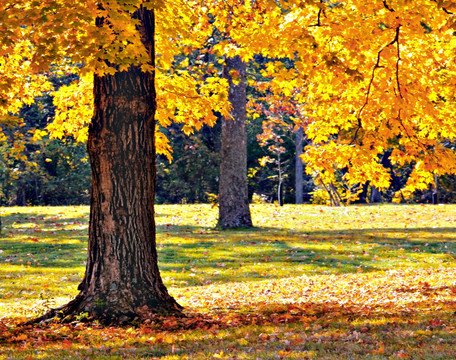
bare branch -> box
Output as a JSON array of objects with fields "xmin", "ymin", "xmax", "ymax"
[
  {"xmin": 394, "ymin": 26, "xmax": 403, "ymax": 99},
  {"xmin": 356, "ymin": 26, "xmax": 402, "ymax": 120},
  {"xmin": 310, "ymin": 1, "xmax": 325, "ymax": 27},
  {"xmin": 383, "ymin": 0, "xmax": 395, "ymax": 12},
  {"xmin": 356, "ymin": 45, "xmax": 384, "ymax": 120}
]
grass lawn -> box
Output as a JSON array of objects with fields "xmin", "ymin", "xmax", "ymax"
[{"xmin": 1, "ymin": 204, "xmax": 456, "ymax": 359}]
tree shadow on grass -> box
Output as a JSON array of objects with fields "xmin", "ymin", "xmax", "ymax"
[
  {"xmin": 2, "ymin": 223, "xmax": 455, "ymax": 275},
  {"xmin": 2, "ymin": 209, "xmax": 456, "ymax": 287},
  {"xmin": 155, "ymin": 224, "xmax": 456, "ymax": 286},
  {"xmin": 0, "ymin": 241, "xmax": 86, "ymax": 268}
]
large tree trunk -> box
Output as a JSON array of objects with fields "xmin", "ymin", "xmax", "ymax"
[
  {"xmin": 31, "ymin": 7, "xmax": 181, "ymax": 324},
  {"xmin": 295, "ymin": 127, "xmax": 304, "ymax": 204},
  {"xmin": 218, "ymin": 56, "xmax": 252, "ymax": 229}
]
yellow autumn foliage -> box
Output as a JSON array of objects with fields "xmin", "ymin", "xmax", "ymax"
[{"xmin": 1, "ymin": 0, "xmax": 456, "ymax": 194}]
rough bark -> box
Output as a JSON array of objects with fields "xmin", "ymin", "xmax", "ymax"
[
  {"xmin": 295, "ymin": 127, "xmax": 304, "ymax": 204},
  {"xmin": 30, "ymin": 7, "xmax": 181, "ymax": 324},
  {"xmin": 218, "ymin": 56, "xmax": 252, "ymax": 229}
]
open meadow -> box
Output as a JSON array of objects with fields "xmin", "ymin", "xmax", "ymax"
[{"xmin": 1, "ymin": 204, "xmax": 456, "ymax": 359}]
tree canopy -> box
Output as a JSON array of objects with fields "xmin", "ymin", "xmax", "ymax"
[
  {"xmin": 3, "ymin": 1, "xmax": 455, "ymax": 200},
  {"xmin": 262, "ymin": 0, "xmax": 456, "ymax": 199}
]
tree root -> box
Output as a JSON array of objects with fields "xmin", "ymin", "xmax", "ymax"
[{"xmin": 25, "ymin": 294, "xmax": 184, "ymax": 326}]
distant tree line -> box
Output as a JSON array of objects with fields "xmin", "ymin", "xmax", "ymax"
[
  {"xmin": 1, "ymin": 79, "xmax": 454, "ymax": 206},
  {"xmin": 0, "ymin": 75, "xmax": 91, "ymax": 206}
]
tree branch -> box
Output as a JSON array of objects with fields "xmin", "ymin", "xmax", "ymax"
[
  {"xmin": 430, "ymin": 0, "xmax": 454, "ymax": 14},
  {"xmin": 383, "ymin": 0, "xmax": 395, "ymax": 12},
  {"xmin": 309, "ymin": 0, "xmax": 326, "ymax": 27},
  {"xmin": 311, "ymin": 8, "xmax": 323, "ymax": 27},
  {"xmin": 397, "ymin": 109, "xmax": 411, "ymax": 140},
  {"xmin": 355, "ymin": 25, "xmax": 402, "ymax": 142},
  {"xmin": 394, "ymin": 26, "xmax": 403, "ymax": 99},
  {"xmin": 356, "ymin": 45, "xmax": 384, "ymax": 120}
]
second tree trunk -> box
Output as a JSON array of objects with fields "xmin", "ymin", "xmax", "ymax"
[{"xmin": 218, "ymin": 56, "xmax": 252, "ymax": 229}]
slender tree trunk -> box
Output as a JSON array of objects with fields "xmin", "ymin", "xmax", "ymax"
[
  {"xmin": 432, "ymin": 174, "xmax": 438, "ymax": 204},
  {"xmin": 295, "ymin": 127, "xmax": 303, "ymax": 204},
  {"xmin": 278, "ymin": 181, "xmax": 283, "ymax": 206},
  {"xmin": 277, "ymin": 151, "xmax": 284, "ymax": 206},
  {"xmin": 218, "ymin": 56, "xmax": 252, "ymax": 229},
  {"xmin": 30, "ymin": 7, "xmax": 181, "ymax": 324}
]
